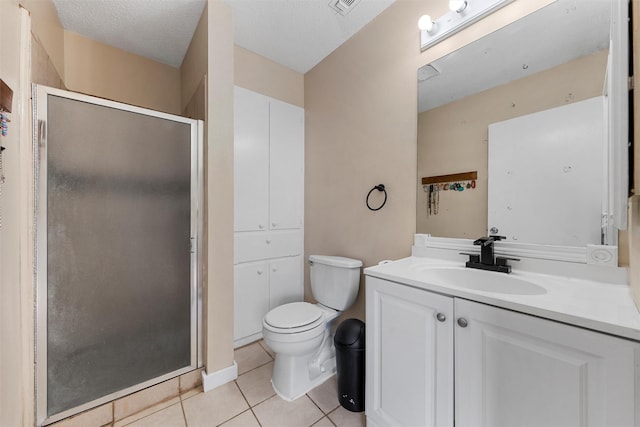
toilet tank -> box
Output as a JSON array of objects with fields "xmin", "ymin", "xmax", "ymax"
[{"xmin": 309, "ymin": 255, "xmax": 363, "ymax": 311}]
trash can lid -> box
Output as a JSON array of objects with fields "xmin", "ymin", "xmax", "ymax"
[{"xmin": 334, "ymin": 318, "xmax": 365, "ymax": 348}]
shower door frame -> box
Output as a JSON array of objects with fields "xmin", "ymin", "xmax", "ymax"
[{"xmin": 33, "ymin": 85, "xmax": 204, "ymax": 426}]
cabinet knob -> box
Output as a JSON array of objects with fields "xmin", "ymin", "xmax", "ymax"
[
  {"xmin": 258, "ymin": 224, "xmax": 264, "ymax": 229},
  {"xmin": 271, "ymin": 222, "xmax": 277, "ymax": 227},
  {"xmin": 457, "ymin": 318, "xmax": 468, "ymax": 328},
  {"xmin": 266, "ymin": 239, "xmax": 271, "ymax": 244},
  {"xmin": 436, "ymin": 313, "xmax": 446, "ymax": 322},
  {"xmin": 257, "ymin": 269, "xmax": 263, "ymax": 275},
  {"xmin": 272, "ymin": 267, "xmax": 278, "ymax": 272}
]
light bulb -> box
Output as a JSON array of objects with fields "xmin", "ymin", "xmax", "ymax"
[
  {"xmin": 449, "ymin": 0, "xmax": 467, "ymax": 13},
  {"xmin": 418, "ymin": 14, "xmax": 434, "ymax": 32}
]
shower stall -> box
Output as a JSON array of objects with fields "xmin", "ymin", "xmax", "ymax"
[{"xmin": 33, "ymin": 85, "xmax": 203, "ymax": 425}]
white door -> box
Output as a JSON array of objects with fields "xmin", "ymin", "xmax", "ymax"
[
  {"xmin": 366, "ymin": 277, "xmax": 454, "ymax": 427},
  {"xmin": 234, "ymin": 87, "xmax": 269, "ymax": 231},
  {"xmin": 268, "ymin": 256, "xmax": 302, "ymax": 309},
  {"xmin": 269, "ymin": 99, "xmax": 304, "ymax": 230},
  {"xmin": 455, "ymin": 298, "xmax": 640, "ymax": 427},
  {"xmin": 234, "ymin": 261, "xmax": 269, "ymax": 340}
]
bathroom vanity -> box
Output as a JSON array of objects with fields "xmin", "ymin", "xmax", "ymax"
[{"xmin": 364, "ymin": 239, "xmax": 640, "ymax": 427}]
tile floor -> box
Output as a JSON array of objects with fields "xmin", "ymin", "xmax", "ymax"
[{"xmin": 116, "ymin": 341, "xmax": 365, "ymax": 427}]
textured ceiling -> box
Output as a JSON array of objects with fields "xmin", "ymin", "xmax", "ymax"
[
  {"xmin": 226, "ymin": 0, "xmax": 395, "ymax": 73},
  {"xmin": 52, "ymin": 0, "xmax": 207, "ymax": 68},
  {"xmin": 51, "ymin": 0, "xmax": 395, "ymax": 73}
]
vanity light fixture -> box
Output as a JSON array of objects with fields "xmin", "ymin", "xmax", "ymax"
[
  {"xmin": 418, "ymin": 14, "xmax": 435, "ymax": 32},
  {"xmin": 449, "ymin": 0, "xmax": 468, "ymax": 13},
  {"xmin": 420, "ymin": 0, "xmax": 515, "ymax": 51}
]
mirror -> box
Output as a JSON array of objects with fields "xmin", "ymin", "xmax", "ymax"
[{"xmin": 416, "ymin": 0, "xmax": 628, "ymax": 249}]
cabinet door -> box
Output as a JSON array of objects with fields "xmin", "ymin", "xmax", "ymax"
[
  {"xmin": 269, "ymin": 99, "xmax": 304, "ymax": 230},
  {"xmin": 455, "ymin": 298, "xmax": 640, "ymax": 427},
  {"xmin": 234, "ymin": 87, "xmax": 269, "ymax": 231},
  {"xmin": 234, "ymin": 261, "xmax": 269, "ymax": 341},
  {"xmin": 269, "ymin": 256, "xmax": 302, "ymax": 309},
  {"xmin": 366, "ymin": 277, "xmax": 454, "ymax": 427}
]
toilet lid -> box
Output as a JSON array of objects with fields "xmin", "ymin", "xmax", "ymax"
[{"xmin": 264, "ymin": 302, "xmax": 322, "ymax": 330}]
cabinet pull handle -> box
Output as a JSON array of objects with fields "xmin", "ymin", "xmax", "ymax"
[
  {"xmin": 436, "ymin": 313, "xmax": 446, "ymax": 322},
  {"xmin": 457, "ymin": 318, "xmax": 468, "ymax": 328}
]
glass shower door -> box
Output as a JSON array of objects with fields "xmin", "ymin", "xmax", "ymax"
[{"xmin": 35, "ymin": 86, "xmax": 202, "ymax": 425}]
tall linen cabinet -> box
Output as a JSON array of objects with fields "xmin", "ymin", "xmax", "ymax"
[{"xmin": 233, "ymin": 86, "xmax": 304, "ymax": 347}]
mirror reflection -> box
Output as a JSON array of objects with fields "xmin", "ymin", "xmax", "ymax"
[{"xmin": 416, "ymin": 0, "xmax": 615, "ymax": 247}]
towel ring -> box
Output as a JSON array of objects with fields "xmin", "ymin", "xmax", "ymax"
[{"xmin": 366, "ymin": 184, "xmax": 387, "ymax": 211}]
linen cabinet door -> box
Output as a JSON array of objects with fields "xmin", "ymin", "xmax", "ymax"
[
  {"xmin": 454, "ymin": 298, "xmax": 640, "ymax": 427},
  {"xmin": 234, "ymin": 261, "xmax": 269, "ymax": 343},
  {"xmin": 269, "ymin": 99, "xmax": 304, "ymax": 230},
  {"xmin": 234, "ymin": 86, "xmax": 269, "ymax": 232},
  {"xmin": 268, "ymin": 256, "xmax": 302, "ymax": 309},
  {"xmin": 366, "ymin": 277, "xmax": 454, "ymax": 427}
]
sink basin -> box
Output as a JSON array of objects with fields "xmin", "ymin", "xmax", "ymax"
[{"xmin": 416, "ymin": 267, "xmax": 546, "ymax": 295}]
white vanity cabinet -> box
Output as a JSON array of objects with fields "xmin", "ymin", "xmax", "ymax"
[
  {"xmin": 366, "ymin": 276, "xmax": 640, "ymax": 427},
  {"xmin": 366, "ymin": 276, "xmax": 454, "ymax": 427},
  {"xmin": 233, "ymin": 86, "xmax": 304, "ymax": 347}
]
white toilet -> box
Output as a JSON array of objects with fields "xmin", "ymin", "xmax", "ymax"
[{"xmin": 262, "ymin": 255, "xmax": 362, "ymax": 401}]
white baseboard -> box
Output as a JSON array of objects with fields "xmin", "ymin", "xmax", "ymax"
[{"xmin": 201, "ymin": 361, "xmax": 238, "ymax": 392}]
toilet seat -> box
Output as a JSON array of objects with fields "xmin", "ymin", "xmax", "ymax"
[{"xmin": 264, "ymin": 302, "xmax": 324, "ymax": 334}]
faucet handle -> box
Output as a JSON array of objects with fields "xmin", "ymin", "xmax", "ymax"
[
  {"xmin": 460, "ymin": 252, "xmax": 480, "ymax": 263},
  {"xmin": 474, "ymin": 235, "xmax": 506, "ymax": 246},
  {"xmin": 495, "ymin": 256, "xmax": 520, "ymax": 267}
]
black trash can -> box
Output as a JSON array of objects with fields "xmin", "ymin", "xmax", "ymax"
[{"xmin": 334, "ymin": 318, "xmax": 365, "ymax": 412}]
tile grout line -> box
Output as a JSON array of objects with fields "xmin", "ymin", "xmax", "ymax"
[
  {"xmin": 232, "ymin": 377, "xmax": 264, "ymax": 427},
  {"xmin": 306, "ymin": 392, "xmax": 329, "ymax": 416},
  {"xmin": 304, "ymin": 399, "xmax": 327, "ymax": 427},
  {"xmin": 237, "ymin": 359, "xmax": 273, "ymax": 377},
  {"xmin": 179, "ymin": 394, "xmax": 189, "ymax": 427}
]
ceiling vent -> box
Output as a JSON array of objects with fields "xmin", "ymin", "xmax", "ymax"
[
  {"xmin": 418, "ymin": 64, "xmax": 440, "ymax": 81},
  {"xmin": 329, "ymin": 0, "xmax": 362, "ymax": 16}
]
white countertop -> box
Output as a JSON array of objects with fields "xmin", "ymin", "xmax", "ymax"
[{"xmin": 365, "ymin": 256, "xmax": 640, "ymax": 342}]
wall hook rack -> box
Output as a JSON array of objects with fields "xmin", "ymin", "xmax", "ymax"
[{"xmin": 422, "ymin": 171, "xmax": 477, "ymax": 216}]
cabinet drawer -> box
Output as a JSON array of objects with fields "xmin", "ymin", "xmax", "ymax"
[{"xmin": 235, "ymin": 231, "xmax": 301, "ymax": 263}]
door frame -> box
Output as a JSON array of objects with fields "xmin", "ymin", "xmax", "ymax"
[{"xmin": 33, "ymin": 85, "xmax": 204, "ymax": 426}]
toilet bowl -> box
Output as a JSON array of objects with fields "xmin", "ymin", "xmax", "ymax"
[{"xmin": 262, "ymin": 255, "xmax": 362, "ymax": 401}]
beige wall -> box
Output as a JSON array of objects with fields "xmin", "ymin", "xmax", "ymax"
[
  {"xmin": 22, "ymin": 0, "xmax": 65, "ymax": 79},
  {"xmin": 204, "ymin": 0, "xmax": 235, "ymax": 372},
  {"xmin": 235, "ymin": 46, "xmax": 304, "ymax": 107},
  {"xmin": 181, "ymin": 4, "xmax": 208, "ymax": 113},
  {"xmin": 0, "ymin": 3, "xmax": 35, "ymax": 426},
  {"xmin": 417, "ymin": 50, "xmax": 608, "ymax": 239},
  {"xmin": 304, "ymin": 0, "xmax": 552, "ymax": 321},
  {"xmin": 31, "ymin": 34, "xmax": 64, "ymax": 88},
  {"xmin": 64, "ymin": 30, "xmax": 181, "ymax": 115},
  {"xmin": 304, "ymin": 1, "xmax": 421, "ymax": 320}
]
